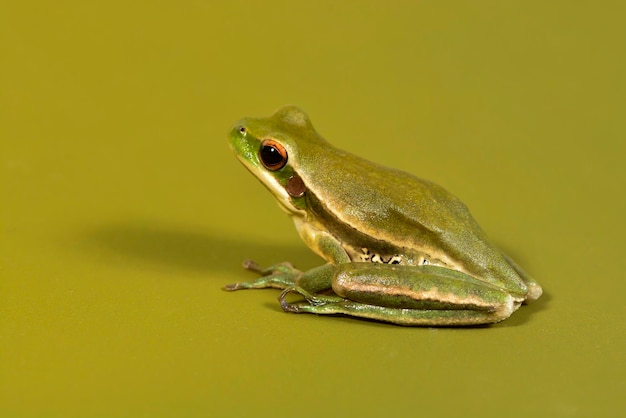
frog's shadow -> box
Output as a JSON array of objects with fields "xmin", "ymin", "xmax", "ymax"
[{"xmin": 85, "ymin": 221, "xmax": 319, "ymax": 276}]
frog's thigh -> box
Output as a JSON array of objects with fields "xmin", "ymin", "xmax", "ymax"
[{"xmin": 324, "ymin": 264, "xmax": 520, "ymax": 325}]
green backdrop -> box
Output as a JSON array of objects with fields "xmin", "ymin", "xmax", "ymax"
[{"xmin": 2, "ymin": 1, "xmax": 624, "ymax": 417}]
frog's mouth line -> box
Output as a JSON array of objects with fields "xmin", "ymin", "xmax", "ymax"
[{"xmin": 235, "ymin": 155, "xmax": 306, "ymax": 217}]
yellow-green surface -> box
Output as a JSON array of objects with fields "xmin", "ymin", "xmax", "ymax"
[{"xmin": 2, "ymin": 1, "xmax": 624, "ymax": 417}]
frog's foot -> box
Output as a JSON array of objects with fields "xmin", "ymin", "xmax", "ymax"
[
  {"xmin": 223, "ymin": 259, "xmax": 302, "ymax": 291},
  {"xmin": 279, "ymin": 286, "xmax": 345, "ymax": 313}
]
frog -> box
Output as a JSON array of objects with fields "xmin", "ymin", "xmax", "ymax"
[{"xmin": 224, "ymin": 106, "xmax": 542, "ymax": 326}]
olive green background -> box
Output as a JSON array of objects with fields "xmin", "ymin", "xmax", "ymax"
[{"xmin": 2, "ymin": 1, "xmax": 624, "ymax": 417}]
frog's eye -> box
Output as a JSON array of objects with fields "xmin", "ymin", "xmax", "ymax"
[{"xmin": 259, "ymin": 139, "xmax": 288, "ymax": 171}]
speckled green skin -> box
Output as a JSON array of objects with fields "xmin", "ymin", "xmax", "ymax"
[{"xmin": 225, "ymin": 106, "xmax": 542, "ymax": 326}]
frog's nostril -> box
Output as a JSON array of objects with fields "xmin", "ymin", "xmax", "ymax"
[{"xmin": 239, "ymin": 126, "xmax": 247, "ymax": 134}]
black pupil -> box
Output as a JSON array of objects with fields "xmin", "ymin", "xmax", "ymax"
[{"xmin": 260, "ymin": 145, "xmax": 284, "ymax": 167}]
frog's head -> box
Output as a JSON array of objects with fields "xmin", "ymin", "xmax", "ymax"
[{"xmin": 228, "ymin": 106, "xmax": 327, "ymax": 215}]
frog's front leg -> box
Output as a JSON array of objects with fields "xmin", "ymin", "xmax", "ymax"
[
  {"xmin": 224, "ymin": 260, "xmax": 302, "ymax": 291},
  {"xmin": 282, "ymin": 263, "xmax": 524, "ymax": 326},
  {"xmin": 224, "ymin": 260, "xmax": 336, "ymax": 294},
  {"xmin": 225, "ymin": 222, "xmax": 349, "ymax": 293}
]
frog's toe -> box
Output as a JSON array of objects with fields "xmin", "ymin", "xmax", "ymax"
[
  {"xmin": 223, "ymin": 282, "xmax": 250, "ymax": 291},
  {"xmin": 278, "ymin": 286, "xmax": 319, "ymax": 312},
  {"xmin": 280, "ymin": 301, "xmax": 300, "ymax": 313},
  {"xmin": 223, "ymin": 283, "xmax": 236, "ymax": 291},
  {"xmin": 242, "ymin": 259, "xmax": 263, "ymax": 273},
  {"xmin": 242, "ymin": 259, "xmax": 298, "ymax": 276},
  {"xmin": 279, "ymin": 287, "xmax": 301, "ymax": 312}
]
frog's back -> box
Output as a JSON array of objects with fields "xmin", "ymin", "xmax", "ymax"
[{"xmin": 301, "ymin": 144, "xmax": 529, "ymax": 297}]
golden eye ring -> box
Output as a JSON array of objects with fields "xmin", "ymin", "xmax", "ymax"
[{"xmin": 259, "ymin": 139, "xmax": 288, "ymax": 171}]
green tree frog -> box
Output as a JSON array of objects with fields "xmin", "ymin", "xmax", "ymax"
[{"xmin": 225, "ymin": 106, "xmax": 542, "ymax": 326}]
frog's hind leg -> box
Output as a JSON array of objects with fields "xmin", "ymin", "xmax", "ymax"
[
  {"xmin": 280, "ymin": 296, "xmax": 516, "ymax": 326},
  {"xmin": 280, "ymin": 264, "xmax": 522, "ymax": 326}
]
